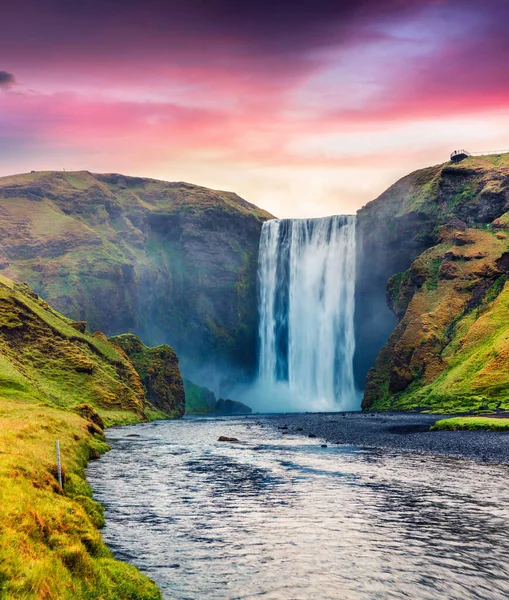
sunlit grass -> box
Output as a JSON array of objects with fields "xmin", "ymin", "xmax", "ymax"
[
  {"xmin": 0, "ymin": 275, "xmax": 164, "ymax": 598},
  {"xmin": 0, "ymin": 398, "xmax": 161, "ymax": 599},
  {"xmin": 432, "ymin": 416, "xmax": 509, "ymax": 431}
]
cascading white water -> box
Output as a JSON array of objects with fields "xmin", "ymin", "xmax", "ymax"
[{"xmin": 257, "ymin": 215, "xmax": 358, "ymax": 411}]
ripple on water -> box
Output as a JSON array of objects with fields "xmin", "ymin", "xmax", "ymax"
[{"xmin": 87, "ymin": 418, "xmax": 509, "ymax": 600}]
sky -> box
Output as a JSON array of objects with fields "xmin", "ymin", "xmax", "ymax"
[{"xmin": 2, "ymin": 0, "xmax": 509, "ymax": 218}]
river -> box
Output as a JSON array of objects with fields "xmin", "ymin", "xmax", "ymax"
[{"xmin": 87, "ymin": 416, "xmax": 509, "ymax": 600}]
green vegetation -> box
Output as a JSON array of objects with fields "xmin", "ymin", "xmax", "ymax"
[
  {"xmin": 0, "ymin": 400, "xmax": 161, "ymax": 599},
  {"xmin": 446, "ymin": 182, "xmax": 476, "ymax": 211},
  {"xmin": 425, "ymin": 257, "xmax": 445, "ymax": 291},
  {"xmin": 0, "ymin": 275, "xmax": 165, "ymax": 598},
  {"xmin": 373, "ymin": 153, "xmax": 509, "ymax": 223},
  {"xmin": 109, "ymin": 334, "xmax": 185, "ymax": 417},
  {"xmin": 432, "ymin": 416, "xmax": 509, "ymax": 431},
  {"xmin": 183, "ymin": 378, "xmax": 215, "ymax": 414},
  {"xmin": 362, "ymin": 152, "xmax": 509, "ymax": 413},
  {"xmin": 0, "ymin": 170, "xmax": 273, "ymax": 374},
  {"xmin": 0, "ymin": 275, "xmax": 148, "ymax": 424},
  {"xmin": 366, "ymin": 227, "xmax": 509, "ymax": 412}
]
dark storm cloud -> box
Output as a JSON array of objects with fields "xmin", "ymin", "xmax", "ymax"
[
  {"xmin": 3, "ymin": 0, "xmax": 509, "ymax": 124},
  {"xmin": 2, "ymin": 0, "xmax": 508, "ymax": 57},
  {"xmin": 0, "ymin": 0, "xmax": 437, "ymax": 60},
  {"xmin": 0, "ymin": 72, "xmax": 15, "ymax": 89}
]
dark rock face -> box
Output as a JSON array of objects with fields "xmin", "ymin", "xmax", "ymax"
[
  {"xmin": 214, "ymin": 398, "xmax": 252, "ymax": 415},
  {"xmin": 0, "ymin": 171, "xmax": 274, "ymax": 381},
  {"xmin": 183, "ymin": 377, "xmax": 252, "ymax": 415},
  {"xmin": 355, "ymin": 172, "xmax": 438, "ymax": 389},
  {"xmin": 495, "ymin": 252, "xmax": 509, "ymax": 274},
  {"xmin": 358, "ymin": 154, "xmax": 509, "ymax": 412},
  {"xmin": 355, "ymin": 155, "xmax": 509, "ymax": 394},
  {"xmin": 109, "ymin": 333, "xmax": 186, "ymax": 417}
]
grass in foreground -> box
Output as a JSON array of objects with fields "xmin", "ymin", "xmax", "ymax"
[
  {"xmin": 0, "ymin": 275, "xmax": 165, "ymax": 597},
  {"xmin": 0, "ymin": 398, "xmax": 161, "ymax": 600},
  {"xmin": 432, "ymin": 416, "xmax": 509, "ymax": 431}
]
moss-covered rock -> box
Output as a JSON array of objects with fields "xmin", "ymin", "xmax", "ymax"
[
  {"xmin": 0, "ymin": 171, "xmax": 274, "ymax": 378},
  {"xmin": 74, "ymin": 403, "xmax": 105, "ymax": 430},
  {"xmin": 183, "ymin": 378, "xmax": 216, "ymax": 414},
  {"xmin": 355, "ymin": 153, "xmax": 509, "ymax": 390},
  {"xmin": 110, "ymin": 333, "xmax": 185, "ymax": 417},
  {"xmin": 360, "ymin": 154, "xmax": 509, "ymax": 412},
  {"xmin": 0, "ymin": 274, "xmax": 152, "ymax": 424}
]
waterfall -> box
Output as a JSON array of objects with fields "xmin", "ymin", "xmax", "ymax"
[{"xmin": 257, "ymin": 215, "xmax": 358, "ymax": 411}]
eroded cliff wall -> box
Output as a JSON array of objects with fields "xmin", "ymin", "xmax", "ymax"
[
  {"xmin": 357, "ymin": 154, "xmax": 509, "ymax": 411},
  {"xmin": 0, "ymin": 171, "xmax": 274, "ymax": 378}
]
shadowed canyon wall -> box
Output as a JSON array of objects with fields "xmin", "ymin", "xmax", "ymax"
[
  {"xmin": 357, "ymin": 154, "xmax": 509, "ymax": 411},
  {"xmin": 0, "ymin": 171, "xmax": 273, "ymax": 382},
  {"xmin": 3, "ymin": 158, "xmax": 509, "ymax": 412}
]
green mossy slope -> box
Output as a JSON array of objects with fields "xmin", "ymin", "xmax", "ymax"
[
  {"xmin": 0, "ymin": 276, "xmax": 163, "ymax": 598},
  {"xmin": 0, "ymin": 275, "xmax": 151, "ymax": 425},
  {"xmin": 0, "ymin": 171, "xmax": 273, "ymax": 375},
  {"xmin": 356, "ymin": 153, "xmax": 509, "ymax": 390},
  {"xmin": 432, "ymin": 416, "xmax": 509, "ymax": 431},
  {"xmin": 361, "ymin": 154, "xmax": 509, "ymax": 412},
  {"xmin": 183, "ymin": 378, "xmax": 216, "ymax": 414},
  {"xmin": 110, "ymin": 333, "xmax": 185, "ymax": 417}
]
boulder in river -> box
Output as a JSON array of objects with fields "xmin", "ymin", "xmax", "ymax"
[{"xmin": 218, "ymin": 436, "xmax": 240, "ymax": 442}]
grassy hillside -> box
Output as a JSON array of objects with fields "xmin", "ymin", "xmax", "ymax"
[
  {"xmin": 0, "ymin": 170, "xmax": 274, "ymax": 378},
  {"xmin": 355, "ymin": 153, "xmax": 509, "ymax": 390},
  {"xmin": 0, "ymin": 274, "xmax": 151, "ymax": 425},
  {"xmin": 0, "ymin": 275, "xmax": 164, "ymax": 598},
  {"xmin": 362, "ymin": 154, "xmax": 509, "ymax": 412},
  {"xmin": 0, "ymin": 401, "xmax": 161, "ymax": 599},
  {"xmin": 110, "ymin": 333, "xmax": 185, "ymax": 417},
  {"xmin": 183, "ymin": 378, "xmax": 216, "ymax": 414}
]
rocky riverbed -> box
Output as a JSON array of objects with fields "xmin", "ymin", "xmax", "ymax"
[{"xmin": 264, "ymin": 412, "xmax": 509, "ymax": 464}]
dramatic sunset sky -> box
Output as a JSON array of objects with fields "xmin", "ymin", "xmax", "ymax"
[{"xmin": 2, "ymin": 0, "xmax": 509, "ymax": 217}]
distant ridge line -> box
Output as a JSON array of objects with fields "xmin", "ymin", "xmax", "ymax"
[
  {"xmin": 469, "ymin": 149, "xmax": 509, "ymax": 156},
  {"xmin": 450, "ymin": 148, "xmax": 509, "ymax": 162}
]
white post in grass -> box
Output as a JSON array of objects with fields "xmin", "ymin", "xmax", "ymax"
[{"xmin": 56, "ymin": 440, "xmax": 63, "ymax": 489}]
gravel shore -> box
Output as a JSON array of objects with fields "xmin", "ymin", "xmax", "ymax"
[{"xmin": 260, "ymin": 412, "xmax": 509, "ymax": 464}]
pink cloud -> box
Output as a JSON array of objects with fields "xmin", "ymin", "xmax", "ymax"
[{"xmin": 2, "ymin": 0, "xmax": 509, "ymax": 217}]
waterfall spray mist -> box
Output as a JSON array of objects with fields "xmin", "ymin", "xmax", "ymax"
[{"xmin": 256, "ymin": 215, "xmax": 358, "ymax": 412}]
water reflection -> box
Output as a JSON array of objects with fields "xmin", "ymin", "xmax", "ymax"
[{"xmin": 87, "ymin": 417, "xmax": 509, "ymax": 600}]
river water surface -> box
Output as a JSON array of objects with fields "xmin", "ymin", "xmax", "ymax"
[{"xmin": 87, "ymin": 416, "xmax": 509, "ymax": 600}]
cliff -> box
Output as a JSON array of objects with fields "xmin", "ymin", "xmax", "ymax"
[
  {"xmin": 182, "ymin": 378, "xmax": 252, "ymax": 415},
  {"xmin": 0, "ymin": 274, "xmax": 155, "ymax": 424},
  {"xmin": 183, "ymin": 378, "xmax": 216, "ymax": 414},
  {"xmin": 0, "ymin": 275, "xmax": 162, "ymax": 598},
  {"xmin": 110, "ymin": 333, "xmax": 186, "ymax": 417},
  {"xmin": 359, "ymin": 154, "xmax": 509, "ymax": 411},
  {"xmin": 0, "ymin": 171, "xmax": 273, "ymax": 379}
]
